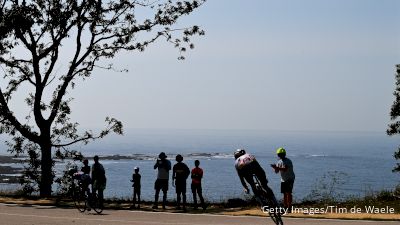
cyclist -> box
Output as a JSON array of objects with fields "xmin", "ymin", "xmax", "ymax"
[{"xmin": 234, "ymin": 149, "xmax": 270, "ymax": 197}]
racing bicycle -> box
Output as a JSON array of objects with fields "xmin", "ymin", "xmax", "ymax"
[{"xmin": 252, "ymin": 175, "xmax": 284, "ymax": 225}]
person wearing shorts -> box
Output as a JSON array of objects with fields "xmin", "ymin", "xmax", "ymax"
[
  {"xmin": 271, "ymin": 147, "xmax": 295, "ymax": 210},
  {"xmin": 172, "ymin": 154, "xmax": 190, "ymax": 212},
  {"xmin": 191, "ymin": 160, "xmax": 206, "ymax": 210},
  {"xmin": 153, "ymin": 152, "xmax": 171, "ymax": 209},
  {"xmin": 91, "ymin": 155, "xmax": 106, "ymax": 207}
]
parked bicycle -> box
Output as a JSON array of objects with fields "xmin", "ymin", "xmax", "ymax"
[
  {"xmin": 253, "ymin": 175, "xmax": 283, "ymax": 225},
  {"xmin": 68, "ymin": 168, "xmax": 103, "ymax": 214}
]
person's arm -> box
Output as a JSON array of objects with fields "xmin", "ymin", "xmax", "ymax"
[
  {"xmin": 271, "ymin": 161, "xmax": 288, "ymax": 173},
  {"xmin": 166, "ymin": 160, "xmax": 171, "ymax": 171},
  {"xmin": 277, "ymin": 160, "xmax": 288, "ymax": 172},
  {"xmin": 172, "ymin": 165, "xmax": 176, "ymax": 181},
  {"xmin": 270, "ymin": 164, "xmax": 279, "ymax": 173},
  {"xmin": 236, "ymin": 170, "xmax": 249, "ymax": 193},
  {"xmin": 154, "ymin": 160, "xmax": 159, "ymax": 169},
  {"xmin": 185, "ymin": 164, "xmax": 190, "ymax": 179}
]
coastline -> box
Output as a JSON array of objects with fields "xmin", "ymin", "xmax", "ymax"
[{"xmin": 0, "ymin": 156, "xmax": 23, "ymax": 184}]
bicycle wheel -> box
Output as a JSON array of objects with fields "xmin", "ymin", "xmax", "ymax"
[
  {"xmin": 91, "ymin": 193, "xmax": 104, "ymax": 214},
  {"xmin": 72, "ymin": 182, "xmax": 86, "ymax": 212},
  {"xmin": 264, "ymin": 191, "xmax": 284, "ymax": 225}
]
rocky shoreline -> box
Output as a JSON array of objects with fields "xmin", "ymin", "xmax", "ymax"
[
  {"xmin": 0, "ymin": 152, "xmax": 231, "ymax": 184},
  {"xmin": 0, "ymin": 156, "xmax": 23, "ymax": 184}
]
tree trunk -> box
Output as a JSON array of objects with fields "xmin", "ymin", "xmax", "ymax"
[{"xmin": 39, "ymin": 142, "xmax": 53, "ymax": 197}]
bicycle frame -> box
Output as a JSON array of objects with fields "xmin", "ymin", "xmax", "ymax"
[
  {"xmin": 252, "ymin": 175, "xmax": 284, "ymax": 225},
  {"xmin": 71, "ymin": 172, "xmax": 103, "ymax": 214}
]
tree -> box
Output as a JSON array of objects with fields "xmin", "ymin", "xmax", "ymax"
[
  {"xmin": 387, "ymin": 64, "xmax": 400, "ymax": 173},
  {"xmin": 0, "ymin": 0, "xmax": 205, "ymax": 197}
]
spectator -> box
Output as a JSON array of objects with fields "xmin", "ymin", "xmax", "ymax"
[
  {"xmin": 153, "ymin": 152, "xmax": 171, "ymax": 209},
  {"xmin": 191, "ymin": 160, "xmax": 206, "ymax": 210},
  {"xmin": 92, "ymin": 155, "xmax": 106, "ymax": 207},
  {"xmin": 271, "ymin": 147, "xmax": 295, "ymax": 210},
  {"xmin": 172, "ymin": 154, "xmax": 190, "ymax": 212},
  {"xmin": 130, "ymin": 167, "xmax": 141, "ymax": 209}
]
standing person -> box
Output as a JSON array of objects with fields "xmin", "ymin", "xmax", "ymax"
[
  {"xmin": 271, "ymin": 147, "xmax": 295, "ymax": 210},
  {"xmin": 81, "ymin": 159, "xmax": 91, "ymax": 175},
  {"xmin": 172, "ymin": 154, "xmax": 190, "ymax": 212},
  {"xmin": 92, "ymin": 155, "xmax": 107, "ymax": 207},
  {"xmin": 130, "ymin": 167, "xmax": 141, "ymax": 209},
  {"xmin": 153, "ymin": 152, "xmax": 171, "ymax": 209},
  {"xmin": 191, "ymin": 160, "xmax": 206, "ymax": 210},
  {"xmin": 81, "ymin": 159, "xmax": 92, "ymax": 199}
]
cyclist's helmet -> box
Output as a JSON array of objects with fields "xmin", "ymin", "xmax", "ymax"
[
  {"xmin": 234, "ymin": 149, "xmax": 246, "ymax": 159},
  {"xmin": 276, "ymin": 147, "xmax": 286, "ymax": 155},
  {"xmin": 176, "ymin": 154, "xmax": 183, "ymax": 162}
]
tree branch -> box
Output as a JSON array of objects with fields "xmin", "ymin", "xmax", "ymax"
[{"xmin": 0, "ymin": 87, "xmax": 39, "ymax": 143}]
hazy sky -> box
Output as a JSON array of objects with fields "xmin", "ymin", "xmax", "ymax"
[{"xmin": 11, "ymin": 0, "xmax": 400, "ymax": 132}]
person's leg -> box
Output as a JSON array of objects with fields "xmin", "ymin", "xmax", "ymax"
[
  {"xmin": 182, "ymin": 191, "xmax": 186, "ymax": 211},
  {"xmin": 162, "ymin": 180, "xmax": 168, "ymax": 209},
  {"xmin": 283, "ymin": 193, "xmax": 291, "ymax": 208},
  {"xmin": 181, "ymin": 188, "xmax": 186, "ymax": 211},
  {"xmin": 285, "ymin": 180, "xmax": 294, "ymax": 210},
  {"xmin": 191, "ymin": 184, "xmax": 198, "ymax": 209},
  {"xmin": 154, "ymin": 189, "xmax": 160, "ymax": 208},
  {"xmin": 137, "ymin": 188, "xmax": 141, "ymax": 208},
  {"xmin": 287, "ymin": 192, "xmax": 292, "ymax": 209},
  {"xmin": 132, "ymin": 188, "xmax": 137, "ymax": 208},
  {"xmin": 176, "ymin": 191, "xmax": 181, "ymax": 209},
  {"xmin": 84, "ymin": 183, "xmax": 92, "ymax": 205},
  {"xmin": 197, "ymin": 185, "xmax": 205, "ymax": 209},
  {"xmin": 153, "ymin": 180, "xmax": 160, "ymax": 208},
  {"xmin": 283, "ymin": 193, "xmax": 287, "ymax": 208},
  {"xmin": 255, "ymin": 169, "xmax": 269, "ymax": 193},
  {"xmin": 162, "ymin": 190, "xmax": 167, "ymax": 209},
  {"xmin": 98, "ymin": 188, "xmax": 104, "ymax": 206}
]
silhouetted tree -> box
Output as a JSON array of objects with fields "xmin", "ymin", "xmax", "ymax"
[
  {"xmin": 388, "ymin": 64, "xmax": 400, "ymax": 173},
  {"xmin": 0, "ymin": 0, "xmax": 205, "ymax": 197}
]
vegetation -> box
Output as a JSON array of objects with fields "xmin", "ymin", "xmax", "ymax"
[
  {"xmin": 303, "ymin": 171, "xmax": 349, "ymax": 204},
  {"xmin": 0, "ymin": 0, "xmax": 205, "ymax": 197},
  {"xmin": 387, "ymin": 64, "xmax": 400, "ymax": 173}
]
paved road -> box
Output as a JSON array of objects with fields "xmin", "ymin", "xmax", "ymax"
[{"xmin": 0, "ymin": 204, "xmax": 397, "ymax": 225}]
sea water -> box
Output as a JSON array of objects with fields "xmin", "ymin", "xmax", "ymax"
[{"xmin": 1, "ymin": 129, "xmax": 399, "ymax": 202}]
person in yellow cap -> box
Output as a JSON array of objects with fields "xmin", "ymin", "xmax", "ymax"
[{"xmin": 271, "ymin": 147, "xmax": 295, "ymax": 211}]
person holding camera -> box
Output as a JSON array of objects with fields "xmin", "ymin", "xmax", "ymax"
[{"xmin": 153, "ymin": 152, "xmax": 171, "ymax": 209}]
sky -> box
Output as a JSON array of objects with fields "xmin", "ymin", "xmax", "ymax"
[{"xmin": 8, "ymin": 0, "xmax": 400, "ymax": 133}]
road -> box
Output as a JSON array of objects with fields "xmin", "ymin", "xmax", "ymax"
[{"xmin": 0, "ymin": 203, "xmax": 397, "ymax": 225}]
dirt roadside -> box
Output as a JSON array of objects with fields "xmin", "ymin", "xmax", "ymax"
[
  {"xmin": 220, "ymin": 208, "xmax": 400, "ymax": 221},
  {"xmin": 0, "ymin": 197, "xmax": 398, "ymax": 221}
]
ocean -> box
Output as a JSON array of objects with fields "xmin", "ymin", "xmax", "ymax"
[{"xmin": 0, "ymin": 129, "xmax": 399, "ymax": 203}]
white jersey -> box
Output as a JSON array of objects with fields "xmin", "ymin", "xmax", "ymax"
[{"xmin": 235, "ymin": 153, "xmax": 256, "ymax": 170}]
